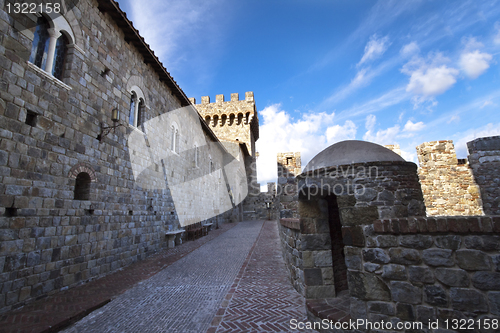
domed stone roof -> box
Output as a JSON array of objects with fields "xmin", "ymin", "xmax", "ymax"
[{"xmin": 303, "ymin": 140, "xmax": 405, "ymax": 173}]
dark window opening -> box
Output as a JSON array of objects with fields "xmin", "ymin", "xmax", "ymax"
[
  {"xmin": 286, "ymin": 157, "xmax": 293, "ymax": 165},
  {"xmin": 457, "ymin": 158, "xmax": 467, "ymax": 165},
  {"xmin": 327, "ymin": 195, "xmax": 348, "ymax": 294},
  {"xmin": 52, "ymin": 33, "xmax": 68, "ymax": 79},
  {"xmin": 25, "ymin": 111, "xmax": 38, "ymax": 127},
  {"xmin": 129, "ymin": 210, "xmax": 133, "ymax": 215},
  {"xmin": 29, "ymin": 16, "xmax": 50, "ymax": 69},
  {"xmin": 74, "ymin": 172, "xmax": 91, "ymax": 200}
]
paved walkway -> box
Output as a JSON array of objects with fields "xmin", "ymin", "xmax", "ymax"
[{"xmin": 1, "ymin": 221, "xmax": 312, "ymax": 333}]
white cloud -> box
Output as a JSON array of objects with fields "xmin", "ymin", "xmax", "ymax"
[
  {"xmin": 358, "ymin": 35, "xmax": 390, "ymax": 66},
  {"xmin": 255, "ymin": 104, "xmax": 338, "ymax": 186},
  {"xmin": 447, "ymin": 115, "xmax": 460, "ymax": 123},
  {"xmin": 326, "ymin": 120, "xmax": 357, "ymax": 144},
  {"xmin": 129, "ymin": 0, "xmax": 227, "ymax": 71},
  {"xmin": 459, "ymin": 50, "xmax": 493, "ymax": 79},
  {"xmin": 400, "ymin": 42, "xmax": 420, "ymax": 58},
  {"xmin": 403, "ymin": 120, "xmax": 425, "ymax": 132},
  {"xmin": 481, "ymin": 100, "xmax": 497, "ymax": 109},
  {"xmin": 362, "ymin": 114, "xmax": 400, "ymax": 145},
  {"xmin": 401, "ymin": 53, "xmax": 459, "ymax": 106},
  {"xmin": 405, "ymin": 65, "xmax": 459, "ymax": 97}
]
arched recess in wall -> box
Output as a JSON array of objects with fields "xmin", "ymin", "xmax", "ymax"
[{"xmin": 69, "ymin": 163, "xmax": 97, "ymax": 200}]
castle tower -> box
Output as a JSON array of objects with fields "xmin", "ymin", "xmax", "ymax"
[
  {"xmin": 191, "ymin": 92, "xmax": 259, "ymax": 158},
  {"xmin": 191, "ymin": 93, "xmax": 261, "ymax": 220},
  {"xmin": 416, "ymin": 140, "xmax": 483, "ymax": 216},
  {"xmin": 277, "ymin": 152, "xmax": 301, "ymax": 219}
]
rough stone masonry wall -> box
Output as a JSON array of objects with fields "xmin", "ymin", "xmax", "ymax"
[
  {"xmin": 342, "ymin": 216, "xmax": 500, "ymax": 331},
  {"xmin": 417, "ymin": 140, "xmax": 483, "ymax": 216},
  {"xmin": 0, "ymin": 0, "xmax": 240, "ymax": 312},
  {"xmin": 279, "ymin": 219, "xmax": 304, "ymax": 295},
  {"xmin": 468, "ymin": 136, "xmax": 500, "ymax": 216},
  {"xmin": 277, "ymin": 152, "xmax": 301, "ymax": 219}
]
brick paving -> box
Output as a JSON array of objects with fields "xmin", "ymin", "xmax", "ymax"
[
  {"xmin": 0, "ymin": 223, "xmax": 237, "ymax": 333},
  {"xmin": 1, "ymin": 221, "xmax": 314, "ymax": 333},
  {"xmin": 209, "ymin": 220, "xmax": 314, "ymax": 333},
  {"xmin": 60, "ymin": 221, "xmax": 264, "ymax": 333}
]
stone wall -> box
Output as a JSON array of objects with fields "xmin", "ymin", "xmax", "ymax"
[
  {"xmin": 342, "ymin": 216, "xmax": 500, "ymax": 330},
  {"xmin": 279, "ymin": 218, "xmax": 304, "ymax": 295},
  {"xmin": 0, "ymin": 0, "xmax": 249, "ymax": 312},
  {"xmin": 468, "ymin": 136, "xmax": 500, "ymax": 215},
  {"xmin": 277, "ymin": 152, "xmax": 301, "ymax": 219},
  {"xmin": 416, "ymin": 140, "xmax": 483, "ymax": 216}
]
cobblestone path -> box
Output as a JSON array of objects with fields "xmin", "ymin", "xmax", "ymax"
[
  {"xmin": 209, "ymin": 220, "xmax": 313, "ymax": 333},
  {"xmin": 62, "ymin": 221, "xmax": 265, "ymax": 333}
]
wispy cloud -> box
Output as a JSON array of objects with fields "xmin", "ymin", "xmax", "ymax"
[
  {"xmin": 128, "ymin": 0, "xmax": 228, "ymax": 75},
  {"xmin": 358, "ymin": 35, "xmax": 390, "ymax": 66},
  {"xmin": 400, "ymin": 42, "xmax": 420, "ymax": 58}
]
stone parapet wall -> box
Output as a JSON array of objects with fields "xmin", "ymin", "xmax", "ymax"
[
  {"xmin": 416, "ymin": 140, "xmax": 483, "ymax": 216},
  {"xmin": 343, "ymin": 215, "xmax": 500, "ymax": 331},
  {"xmin": 468, "ymin": 136, "xmax": 500, "ymax": 215},
  {"xmin": 279, "ymin": 219, "xmax": 304, "ymax": 296}
]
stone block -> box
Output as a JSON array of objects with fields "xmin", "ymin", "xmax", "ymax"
[
  {"xmin": 399, "ymin": 235, "xmax": 433, "ymax": 249},
  {"xmin": 435, "ymin": 268, "xmax": 469, "ymax": 287},
  {"xmin": 416, "ymin": 305, "xmax": 436, "ymax": 324},
  {"xmin": 435, "ymin": 235, "xmax": 462, "ymax": 250},
  {"xmin": 340, "ymin": 206, "xmax": 378, "ymax": 226},
  {"xmin": 363, "ymin": 248, "xmax": 390, "ymax": 264},
  {"xmin": 396, "ymin": 302, "xmax": 415, "ymax": 321},
  {"xmin": 313, "ymin": 251, "xmax": 332, "ymax": 267},
  {"xmin": 304, "ymin": 268, "xmax": 323, "ymax": 286},
  {"xmin": 381, "ymin": 264, "xmax": 407, "ymax": 280},
  {"xmin": 408, "ymin": 266, "xmax": 434, "ymax": 284},
  {"xmin": 450, "ymin": 288, "xmax": 488, "ymax": 313},
  {"xmin": 367, "ymin": 301, "xmax": 395, "ymax": 316},
  {"xmin": 422, "ymin": 249, "xmax": 453, "ymax": 267},
  {"xmin": 389, "ymin": 248, "xmax": 422, "ymax": 265},
  {"xmin": 375, "ymin": 235, "xmax": 398, "ymax": 248},
  {"xmin": 464, "ymin": 235, "xmax": 500, "ymax": 251},
  {"xmin": 424, "ymin": 285, "xmax": 448, "ymax": 307},
  {"xmin": 341, "ymin": 226, "xmax": 365, "ymax": 247},
  {"xmin": 304, "ymin": 285, "xmax": 336, "ymax": 299},
  {"xmin": 390, "ymin": 281, "xmax": 422, "ymax": 304},
  {"xmin": 472, "ymin": 272, "xmax": 500, "ymax": 290},
  {"xmin": 488, "ymin": 292, "xmax": 500, "ymax": 316},
  {"xmin": 301, "ymin": 234, "xmax": 331, "ymax": 251},
  {"xmin": 348, "ymin": 271, "xmax": 390, "ymax": 301},
  {"xmin": 456, "ymin": 250, "xmax": 491, "ymax": 270}
]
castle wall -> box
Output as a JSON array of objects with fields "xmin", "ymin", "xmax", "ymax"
[
  {"xmin": 277, "ymin": 152, "xmax": 301, "ymax": 219},
  {"xmin": 416, "ymin": 140, "xmax": 483, "ymax": 216},
  {"xmin": 468, "ymin": 136, "xmax": 500, "ymax": 215},
  {"xmin": 0, "ymin": 0, "xmax": 244, "ymax": 312}
]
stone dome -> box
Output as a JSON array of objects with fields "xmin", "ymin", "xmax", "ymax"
[{"xmin": 303, "ymin": 140, "xmax": 405, "ymax": 173}]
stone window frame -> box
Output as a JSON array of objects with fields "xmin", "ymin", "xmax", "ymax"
[
  {"xmin": 27, "ymin": 12, "xmax": 79, "ymax": 91},
  {"xmin": 193, "ymin": 142, "xmax": 200, "ymax": 168},
  {"xmin": 170, "ymin": 121, "xmax": 180, "ymax": 154},
  {"xmin": 128, "ymin": 85, "xmax": 146, "ymax": 130}
]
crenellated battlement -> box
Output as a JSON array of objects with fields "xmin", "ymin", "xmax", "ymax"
[{"xmin": 191, "ymin": 92, "xmax": 259, "ymax": 156}]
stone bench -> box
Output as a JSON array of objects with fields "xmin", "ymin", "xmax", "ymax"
[{"xmin": 165, "ymin": 229, "xmax": 184, "ymax": 248}]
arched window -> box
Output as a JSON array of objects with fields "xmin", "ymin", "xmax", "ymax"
[
  {"xmin": 129, "ymin": 92, "xmax": 137, "ymax": 126},
  {"xmin": 170, "ymin": 122, "xmax": 179, "ymax": 154},
  {"xmin": 29, "ymin": 16, "xmax": 50, "ymax": 70},
  {"xmin": 29, "ymin": 16, "xmax": 69, "ymax": 79},
  {"xmin": 52, "ymin": 34, "xmax": 68, "ymax": 79},
  {"xmin": 137, "ymin": 98, "xmax": 145, "ymax": 128},
  {"xmin": 74, "ymin": 172, "xmax": 91, "ymax": 200}
]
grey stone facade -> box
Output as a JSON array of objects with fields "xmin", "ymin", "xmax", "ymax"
[
  {"xmin": 0, "ymin": 0, "xmax": 258, "ymax": 312},
  {"xmin": 278, "ymin": 139, "xmax": 500, "ymax": 332}
]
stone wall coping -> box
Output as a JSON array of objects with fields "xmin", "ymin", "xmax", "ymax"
[
  {"xmin": 280, "ymin": 218, "xmax": 300, "ymax": 230},
  {"xmin": 372, "ymin": 216, "xmax": 500, "ymax": 234},
  {"xmin": 298, "ymin": 160, "xmax": 417, "ymax": 179}
]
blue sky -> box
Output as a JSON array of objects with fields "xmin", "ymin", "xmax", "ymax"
[{"xmin": 116, "ymin": 0, "xmax": 500, "ymax": 189}]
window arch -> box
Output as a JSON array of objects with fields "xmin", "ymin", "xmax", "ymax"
[
  {"xmin": 29, "ymin": 15, "xmax": 71, "ymax": 80},
  {"xmin": 74, "ymin": 172, "xmax": 91, "ymax": 200}
]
